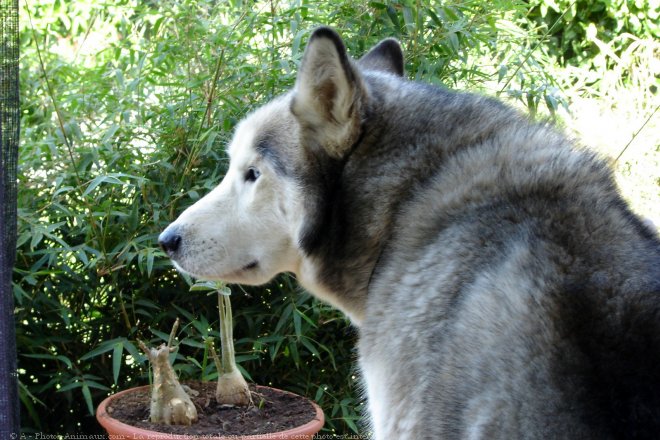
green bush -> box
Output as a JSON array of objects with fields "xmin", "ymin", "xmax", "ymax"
[
  {"xmin": 18, "ymin": 0, "xmax": 649, "ymax": 436},
  {"xmin": 526, "ymin": 0, "xmax": 659, "ymax": 67}
]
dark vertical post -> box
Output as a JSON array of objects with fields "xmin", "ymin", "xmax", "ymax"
[{"xmin": 0, "ymin": 0, "xmax": 20, "ymax": 436}]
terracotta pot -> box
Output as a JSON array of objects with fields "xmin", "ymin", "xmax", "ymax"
[{"xmin": 96, "ymin": 384, "xmax": 325, "ymax": 440}]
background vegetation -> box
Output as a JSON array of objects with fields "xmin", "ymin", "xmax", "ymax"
[{"xmin": 17, "ymin": 0, "xmax": 658, "ymax": 437}]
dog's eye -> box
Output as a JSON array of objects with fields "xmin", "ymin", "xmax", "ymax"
[{"xmin": 245, "ymin": 167, "xmax": 261, "ymax": 182}]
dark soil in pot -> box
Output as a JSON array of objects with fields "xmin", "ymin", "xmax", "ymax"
[{"xmin": 105, "ymin": 381, "xmax": 319, "ymax": 437}]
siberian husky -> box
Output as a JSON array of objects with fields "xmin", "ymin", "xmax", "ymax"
[{"xmin": 160, "ymin": 27, "xmax": 660, "ymax": 439}]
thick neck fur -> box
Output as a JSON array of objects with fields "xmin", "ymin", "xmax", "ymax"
[
  {"xmin": 296, "ymin": 69, "xmax": 633, "ymax": 327},
  {"xmin": 298, "ymin": 72, "xmax": 521, "ymax": 323}
]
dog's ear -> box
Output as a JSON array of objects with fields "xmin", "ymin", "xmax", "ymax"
[
  {"xmin": 291, "ymin": 27, "xmax": 365, "ymax": 159},
  {"xmin": 358, "ymin": 38, "xmax": 404, "ymax": 77}
]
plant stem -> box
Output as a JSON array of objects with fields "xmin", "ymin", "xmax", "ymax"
[
  {"xmin": 207, "ymin": 338, "xmax": 223, "ymax": 376},
  {"xmin": 213, "ymin": 287, "xmax": 252, "ymax": 406},
  {"xmin": 219, "ymin": 292, "xmax": 236, "ymax": 374},
  {"xmin": 168, "ymin": 318, "xmax": 180, "ymax": 349},
  {"xmin": 614, "ymin": 104, "xmax": 659, "ymax": 163}
]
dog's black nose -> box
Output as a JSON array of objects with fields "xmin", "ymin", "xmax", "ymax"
[{"xmin": 159, "ymin": 227, "xmax": 182, "ymax": 254}]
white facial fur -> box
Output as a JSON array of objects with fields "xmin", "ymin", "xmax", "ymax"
[{"xmin": 163, "ymin": 96, "xmax": 305, "ymax": 286}]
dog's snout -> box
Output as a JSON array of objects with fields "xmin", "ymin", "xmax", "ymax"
[{"xmin": 159, "ymin": 226, "xmax": 182, "ymax": 255}]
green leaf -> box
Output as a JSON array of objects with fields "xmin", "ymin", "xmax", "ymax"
[
  {"xmin": 447, "ymin": 32, "xmax": 460, "ymax": 53},
  {"xmin": 82, "ymin": 175, "xmax": 127, "ymax": 197},
  {"xmin": 427, "ymin": 8, "xmax": 443, "ymax": 28},
  {"xmin": 235, "ymin": 363, "xmax": 253, "ymax": 382},
  {"xmin": 57, "ymin": 381, "xmax": 83, "ymax": 393},
  {"xmin": 296, "ymin": 308, "xmax": 318, "ymax": 328},
  {"xmin": 293, "ymin": 308, "xmax": 302, "ymax": 339},
  {"xmin": 146, "ymin": 250, "xmax": 155, "ymax": 277},
  {"xmin": 270, "ymin": 337, "xmax": 285, "ymax": 362},
  {"xmin": 124, "ymin": 340, "xmax": 145, "ymax": 364},
  {"xmin": 544, "ymin": 94, "xmax": 558, "ymax": 114},
  {"xmin": 22, "ymin": 354, "xmax": 73, "ymax": 369},
  {"xmin": 84, "ymin": 379, "xmax": 110, "ymax": 390},
  {"xmin": 112, "ymin": 342, "xmax": 123, "ymax": 385},
  {"xmin": 82, "ymin": 383, "xmax": 94, "ymax": 415},
  {"xmin": 172, "ymin": 304, "xmax": 195, "ymax": 323},
  {"xmin": 100, "ymin": 123, "xmax": 120, "ymax": 146},
  {"xmin": 150, "ymin": 328, "xmax": 171, "ymax": 343},
  {"xmin": 288, "ymin": 339, "xmax": 300, "ymax": 367},
  {"xmin": 80, "ymin": 338, "xmax": 124, "ymax": 361},
  {"xmin": 30, "ymin": 231, "xmax": 43, "ymax": 249},
  {"xmin": 180, "ymin": 338, "xmax": 206, "ymax": 349},
  {"xmin": 189, "ymin": 280, "xmax": 220, "ymax": 291},
  {"xmin": 314, "ymin": 385, "xmax": 325, "ymax": 402},
  {"xmin": 342, "ymin": 409, "xmax": 360, "ymax": 433},
  {"xmin": 274, "ymin": 303, "xmax": 293, "ymax": 334},
  {"xmin": 386, "ymin": 5, "xmax": 401, "ymax": 30},
  {"xmin": 19, "ymin": 381, "xmax": 44, "ymax": 430},
  {"xmin": 300, "ymin": 337, "xmax": 320, "ymax": 358},
  {"xmin": 498, "ymin": 64, "xmax": 508, "ymax": 83}
]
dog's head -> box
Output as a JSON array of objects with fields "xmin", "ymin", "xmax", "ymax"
[{"xmin": 159, "ymin": 27, "xmax": 403, "ymax": 287}]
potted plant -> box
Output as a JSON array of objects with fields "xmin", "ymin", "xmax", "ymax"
[{"xmin": 96, "ymin": 283, "xmax": 324, "ymax": 439}]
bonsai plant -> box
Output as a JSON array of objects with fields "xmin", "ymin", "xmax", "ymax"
[
  {"xmin": 138, "ymin": 318, "xmax": 198, "ymax": 425},
  {"xmin": 96, "ymin": 283, "xmax": 324, "ymax": 439}
]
